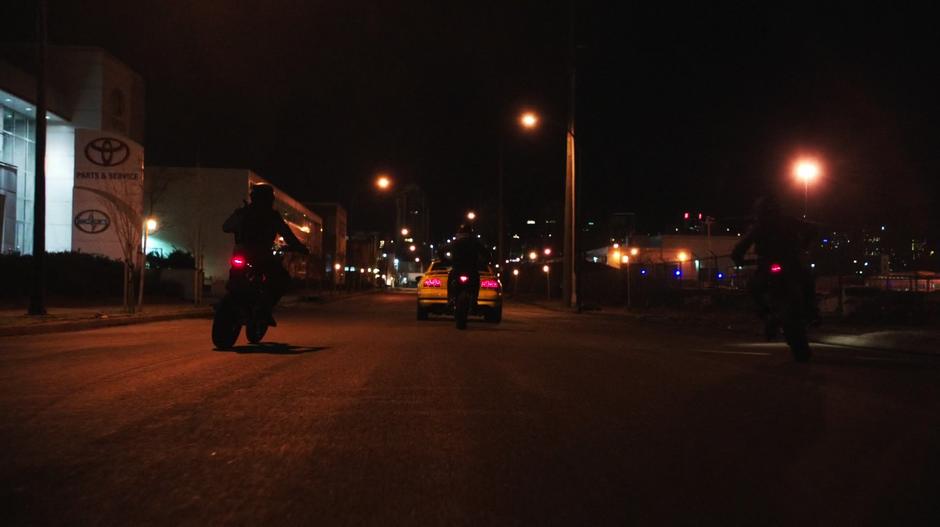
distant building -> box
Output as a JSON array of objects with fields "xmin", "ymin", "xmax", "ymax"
[
  {"xmin": 587, "ymin": 233, "xmax": 742, "ymax": 283},
  {"xmin": 146, "ymin": 167, "xmax": 323, "ymax": 289},
  {"xmin": 306, "ymin": 202, "xmax": 347, "ymax": 285}
]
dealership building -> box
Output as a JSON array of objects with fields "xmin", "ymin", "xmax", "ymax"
[
  {"xmin": 1, "ymin": 46, "xmax": 145, "ymax": 258},
  {"xmin": 2, "ymin": 47, "xmax": 329, "ymax": 292}
]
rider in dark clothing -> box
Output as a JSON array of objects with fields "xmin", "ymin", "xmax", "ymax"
[
  {"xmin": 732, "ymin": 195, "xmax": 818, "ymax": 334},
  {"xmin": 441, "ymin": 224, "xmax": 491, "ymax": 302},
  {"xmin": 222, "ymin": 184, "xmax": 308, "ymax": 323}
]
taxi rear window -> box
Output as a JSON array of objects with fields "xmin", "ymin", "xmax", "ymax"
[{"xmin": 427, "ymin": 260, "xmax": 491, "ymax": 273}]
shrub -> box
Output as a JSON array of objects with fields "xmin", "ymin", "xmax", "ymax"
[{"xmin": 0, "ymin": 252, "xmax": 123, "ymax": 300}]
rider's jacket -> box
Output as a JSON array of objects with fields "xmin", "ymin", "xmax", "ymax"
[
  {"xmin": 443, "ymin": 236, "xmax": 490, "ymax": 274},
  {"xmin": 223, "ymin": 203, "xmax": 305, "ymax": 259},
  {"xmin": 732, "ymin": 214, "xmax": 816, "ymax": 268}
]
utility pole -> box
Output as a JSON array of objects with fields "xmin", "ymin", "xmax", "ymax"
[
  {"xmin": 562, "ymin": 0, "xmax": 577, "ymax": 308},
  {"xmin": 28, "ymin": 0, "xmax": 48, "ymax": 316},
  {"xmin": 497, "ymin": 142, "xmax": 505, "ymax": 275}
]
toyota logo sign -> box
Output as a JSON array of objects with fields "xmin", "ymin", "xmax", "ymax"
[
  {"xmin": 84, "ymin": 137, "xmax": 130, "ymax": 167},
  {"xmin": 74, "ymin": 209, "xmax": 111, "ymax": 234}
]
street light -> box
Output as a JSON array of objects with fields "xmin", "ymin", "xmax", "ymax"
[
  {"xmin": 529, "ymin": 251, "xmax": 538, "ymax": 261},
  {"xmin": 630, "ymin": 247, "xmax": 639, "ymax": 257},
  {"xmin": 793, "ymin": 158, "xmax": 821, "ymax": 218},
  {"xmin": 518, "ymin": 108, "xmax": 577, "ymax": 307},
  {"xmin": 543, "ymin": 247, "xmax": 552, "ymax": 256},
  {"xmin": 466, "ymin": 211, "xmax": 476, "ymax": 221},
  {"xmin": 520, "ymin": 111, "xmax": 538, "ymax": 129},
  {"xmin": 542, "ymin": 264, "xmax": 550, "ymax": 299},
  {"xmin": 401, "ymin": 227, "xmax": 410, "ymax": 237},
  {"xmin": 138, "ymin": 217, "xmax": 159, "ymax": 312},
  {"xmin": 375, "ymin": 174, "xmax": 392, "ymax": 190},
  {"xmin": 622, "ymin": 254, "xmax": 633, "ymax": 309}
]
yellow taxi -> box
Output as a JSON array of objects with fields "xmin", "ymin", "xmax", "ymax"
[{"xmin": 416, "ymin": 259, "xmax": 502, "ymax": 323}]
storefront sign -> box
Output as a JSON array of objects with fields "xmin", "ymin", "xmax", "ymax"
[{"xmin": 72, "ymin": 129, "xmax": 144, "ymax": 260}]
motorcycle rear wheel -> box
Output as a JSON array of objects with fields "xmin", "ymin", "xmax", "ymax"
[
  {"xmin": 246, "ymin": 320, "xmax": 268, "ymax": 344},
  {"xmin": 212, "ymin": 299, "xmax": 242, "ymax": 349}
]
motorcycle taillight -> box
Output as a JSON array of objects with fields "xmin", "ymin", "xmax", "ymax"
[
  {"xmin": 770, "ymin": 263, "xmax": 783, "ymax": 274},
  {"xmin": 459, "ymin": 275, "xmax": 469, "ymax": 283},
  {"xmin": 231, "ymin": 256, "xmax": 247, "ymax": 268}
]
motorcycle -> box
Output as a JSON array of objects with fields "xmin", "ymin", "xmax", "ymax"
[
  {"xmin": 753, "ymin": 260, "xmax": 812, "ymax": 362},
  {"xmin": 211, "ymin": 252, "xmax": 277, "ymax": 349},
  {"xmin": 449, "ymin": 270, "xmax": 479, "ymax": 330}
]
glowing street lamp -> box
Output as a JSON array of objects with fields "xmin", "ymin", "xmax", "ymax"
[
  {"xmin": 543, "ymin": 247, "xmax": 552, "ymax": 256},
  {"xmin": 793, "ymin": 158, "xmax": 821, "ymax": 218},
  {"xmin": 138, "ymin": 216, "xmax": 160, "ymax": 310},
  {"xmin": 466, "ymin": 211, "xmax": 476, "ymax": 221},
  {"xmin": 677, "ymin": 251, "xmax": 689, "ymax": 262},
  {"xmin": 520, "ymin": 111, "xmax": 539, "ymax": 129},
  {"xmin": 409, "ymin": 245, "xmax": 416, "ymax": 252},
  {"xmin": 375, "ymin": 174, "xmax": 392, "ymax": 190},
  {"xmin": 517, "ymin": 107, "xmax": 577, "ymax": 307},
  {"xmin": 401, "ymin": 227, "xmax": 410, "ymax": 237},
  {"xmin": 630, "ymin": 247, "xmax": 639, "ymax": 256},
  {"xmin": 529, "ymin": 251, "xmax": 538, "ymax": 261}
]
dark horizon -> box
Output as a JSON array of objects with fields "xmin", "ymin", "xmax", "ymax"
[{"xmin": 5, "ymin": 1, "xmax": 938, "ymax": 242}]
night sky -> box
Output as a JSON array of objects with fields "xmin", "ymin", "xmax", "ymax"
[{"xmin": 6, "ymin": 1, "xmax": 939, "ymax": 240}]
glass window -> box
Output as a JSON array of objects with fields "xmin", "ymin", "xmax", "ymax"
[
  {"xmin": 14, "ymin": 137, "xmax": 27, "ymax": 171},
  {"xmin": 13, "ymin": 113, "xmax": 28, "ymax": 138},
  {"xmin": 26, "ymin": 141, "xmax": 35, "ymax": 174},
  {"xmin": 0, "ymin": 133, "xmax": 12, "ymax": 165},
  {"xmin": 2, "ymin": 111, "xmax": 13, "ymax": 133}
]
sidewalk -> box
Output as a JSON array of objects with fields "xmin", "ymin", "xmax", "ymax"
[
  {"xmin": 0, "ymin": 289, "xmax": 380, "ymax": 338},
  {"xmin": 0, "ymin": 303, "xmax": 212, "ymax": 337},
  {"xmin": 511, "ymin": 297, "xmax": 940, "ymax": 356}
]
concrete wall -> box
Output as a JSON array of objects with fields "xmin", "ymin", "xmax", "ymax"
[{"xmin": 145, "ymin": 167, "xmax": 248, "ymax": 284}]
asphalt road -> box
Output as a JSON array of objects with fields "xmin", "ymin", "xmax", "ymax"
[{"xmin": 2, "ymin": 292, "xmax": 939, "ymax": 525}]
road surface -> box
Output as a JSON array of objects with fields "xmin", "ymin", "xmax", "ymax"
[{"xmin": 2, "ymin": 293, "xmax": 938, "ymax": 525}]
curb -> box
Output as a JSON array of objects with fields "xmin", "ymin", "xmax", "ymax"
[{"xmin": 0, "ymin": 308, "xmax": 213, "ymax": 338}]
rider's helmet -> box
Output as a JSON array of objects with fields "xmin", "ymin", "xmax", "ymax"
[
  {"xmin": 250, "ymin": 184, "xmax": 275, "ymax": 207},
  {"xmin": 454, "ymin": 223, "xmax": 475, "ymax": 240},
  {"xmin": 753, "ymin": 194, "xmax": 781, "ymax": 221}
]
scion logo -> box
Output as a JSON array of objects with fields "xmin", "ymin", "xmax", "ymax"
[
  {"xmin": 84, "ymin": 137, "xmax": 129, "ymax": 167},
  {"xmin": 74, "ymin": 209, "xmax": 111, "ymax": 234}
]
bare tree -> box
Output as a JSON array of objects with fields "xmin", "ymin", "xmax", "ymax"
[{"xmin": 75, "ymin": 177, "xmax": 143, "ymax": 313}]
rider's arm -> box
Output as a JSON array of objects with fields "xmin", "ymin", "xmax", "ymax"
[{"xmin": 274, "ymin": 213, "xmax": 309, "ymax": 253}]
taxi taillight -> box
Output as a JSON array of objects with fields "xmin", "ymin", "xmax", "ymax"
[{"xmin": 480, "ymin": 279, "xmax": 499, "ymax": 289}]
